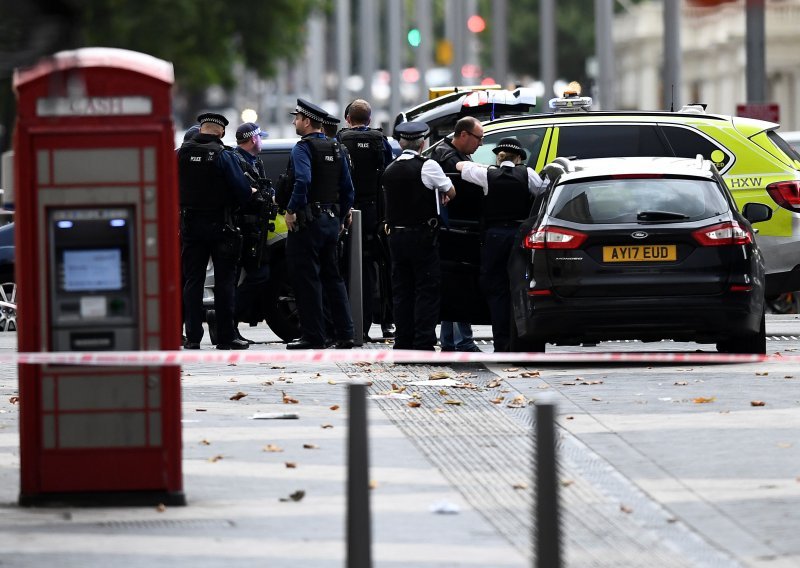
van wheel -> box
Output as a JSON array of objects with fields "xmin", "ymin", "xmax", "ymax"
[
  {"xmin": 264, "ymin": 259, "xmax": 301, "ymax": 342},
  {"xmin": 717, "ymin": 311, "xmax": 766, "ymax": 355},
  {"xmin": 509, "ymin": 317, "xmax": 546, "ymax": 353}
]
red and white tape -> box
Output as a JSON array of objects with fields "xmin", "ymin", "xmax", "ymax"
[{"xmin": 5, "ymin": 349, "xmax": 791, "ymax": 366}]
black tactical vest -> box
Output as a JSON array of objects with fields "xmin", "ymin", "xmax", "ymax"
[
  {"xmin": 382, "ymin": 155, "xmax": 437, "ymax": 226},
  {"xmin": 338, "ymin": 128, "xmax": 385, "ymax": 202},
  {"xmin": 178, "ymin": 135, "xmax": 228, "ymax": 210},
  {"xmin": 430, "ymin": 140, "xmax": 483, "ymax": 221},
  {"xmin": 485, "ymin": 165, "xmax": 531, "ymax": 225},
  {"xmin": 302, "ymin": 135, "xmax": 341, "ymax": 204}
]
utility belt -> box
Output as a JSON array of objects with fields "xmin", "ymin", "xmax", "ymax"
[
  {"xmin": 294, "ymin": 202, "xmax": 340, "ymax": 230},
  {"xmin": 386, "ymin": 218, "xmax": 440, "ymax": 246}
]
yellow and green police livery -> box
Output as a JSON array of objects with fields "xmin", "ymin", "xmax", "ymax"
[{"xmin": 467, "ymin": 96, "xmax": 800, "ymax": 297}]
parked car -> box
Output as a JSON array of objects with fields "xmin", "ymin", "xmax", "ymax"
[
  {"xmin": 427, "ymin": 94, "xmax": 800, "ymax": 326},
  {"xmin": 0, "ymin": 221, "xmax": 15, "ymax": 331},
  {"xmin": 508, "ymin": 156, "xmax": 772, "ymax": 353}
]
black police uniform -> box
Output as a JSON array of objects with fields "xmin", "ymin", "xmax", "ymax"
[
  {"xmin": 285, "ymin": 99, "xmax": 355, "ymax": 349},
  {"xmin": 337, "ymin": 125, "xmax": 389, "ymax": 339},
  {"xmin": 231, "ymin": 140, "xmax": 273, "ymax": 329},
  {"xmin": 383, "ymin": 122, "xmax": 443, "ymax": 351},
  {"xmin": 480, "ymin": 163, "xmax": 533, "ymax": 352},
  {"xmin": 178, "ymin": 113, "xmax": 251, "ymax": 349},
  {"xmin": 430, "ymin": 137, "xmax": 484, "ymax": 224}
]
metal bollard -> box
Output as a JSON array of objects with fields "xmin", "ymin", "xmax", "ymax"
[
  {"xmin": 533, "ymin": 400, "xmax": 561, "ymax": 568},
  {"xmin": 347, "ymin": 383, "xmax": 372, "ymax": 568},
  {"xmin": 348, "ymin": 209, "xmax": 364, "ymax": 347}
]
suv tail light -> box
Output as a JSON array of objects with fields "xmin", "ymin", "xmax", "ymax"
[
  {"xmin": 692, "ymin": 221, "xmax": 752, "ymax": 246},
  {"xmin": 766, "ymin": 180, "xmax": 800, "ymax": 213},
  {"xmin": 523, "ymin": 226, "xmax": 588, "ymax": 249}
]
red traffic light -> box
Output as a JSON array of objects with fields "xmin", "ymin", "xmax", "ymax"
[{"xmin": 467, "ymin": 15, "xmax": 486, "ymax": 33}]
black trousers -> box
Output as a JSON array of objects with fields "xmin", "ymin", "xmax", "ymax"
[
  {"xmin": 479, "ymin": 225, "xmax": 517, "ymax": 352},
  {"xmin": 286, "ymin": 212, "xmax": 354, "ymax": 345},
  {"xmin": 389, "ymin": 230, "xmax": 440, "ymax": 350},
  {"xmin": 181, "ymin": 216, "xmax": 237, "ymax": 345}
]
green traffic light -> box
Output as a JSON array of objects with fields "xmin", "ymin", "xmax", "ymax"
[{"xmin": 407, "ymin": 28, "xmax": 421, "ymax": 47}]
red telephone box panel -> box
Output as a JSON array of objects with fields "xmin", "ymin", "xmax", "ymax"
[{"xmin": 13, "ymin": 48, "xmax": 184, "ymax": 505}]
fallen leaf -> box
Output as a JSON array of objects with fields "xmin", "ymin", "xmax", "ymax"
[
  {"xmin": 271, "ymin": 365, "xmax": 285, "ymax": 369},
  {"xmin": 263, "ymin": 444, "xmax": 283, "ymax": 452},
  {"xmin": 321, "ymin": 423, "xmax": 334, "ymax": 429},
  {"xmin": 583, "ymin": 380, "xmax": 604, "ymax": 385},
  {"xmin": 693, "ymin": 396, "xmax": 716, "ymax": 404},
  {"xmin": 262, "ymin": 380, "xmax": 274, "ymax": 386},
  {"xmin": 755, "ymin": 372, "xmax": 769, "ymax": 376},
  {"xmin": 208, "ymin": 455, "xmax": 224, "ymax": 463},
  {"xmin": 620, "ymin": 504, "xmax": 633, "ymax": 514},
  {"xmin": 407, "ymin": 401, "xmax": 422, "ymax": 408},
  {"xmin": 228, "ymin": 377, "xmax": 237, "ymax": 381},
  {"xmin": 199, "ymin": 439, "xmax": 211, "ymax": 446},
  {"xmin": 156, "ymin": 503, "xmax": 166, "ymax": 513},
  {"xmin": 444, "ymin": 399, "xmax": 463, "ymax": 406},
  {"xmin": 303, "ymin": 443, "xmax": 319, "ymax": 450},
  {"xmin": 282, "ymin": 391, "xmax": 300, "ymax": 404},
  {"xmin": 674, "ymin": 381, "xmax": 688, "ymax": 386},
  {"xmin": 512, "ymin": 482, "xmax": 528, "ymax": 490},
  {"xmin": 230, "ymin": 391, "xmax": 248, "ymax": 401},
  {"xmin": 330, "ymin": 405, "xmax": 340, "ymax": 411},
  {"xmin": 561, "ymin": 382, "xmax": 577, "ymax": 386},
  {"xmin": 490, "ymin": 397, "xmax": 505, "ymax": 404},
  {"xmin": 285, "ymin": 462, "xmax": 297, "ymax": 469},
  {"xmin": 9, "ymin": 396, "xmax": 19, "ymax": 405},
  {"xmin": 486, "ymin": 379, "xmax": 503, "ymax": 388},
  {"xmin": 411, "ymin": 392, "xmax": 421, "ymax": 399},
  {"xmin": 520, "ymin": 371, "xmax": 540, "ymax": 378},
  {"xmin": 785, "ymin": 376, "xmax": 794, "ymax": 379},
  {"xmin": 369, "ymin": 480, "xmax": 379, "ymax": 490},
  {"xmin": 561, "ymin": 479, "xmax": 575, "ymax": 487},
  {"xmin": 438, "ymin": 389, "xmax": 449, "ymax": 396},
  {"xmin": 429, "ymin": 371, "xmax": 451, "ymax": 380},
  {"xmin": 327, "ymin": 380, "xmax": 337, "ymax": 385},
  {"xmin": 279, "ymin": 489, "xmax": 305, "ymax": 502},
  {"xmin": 502, "ymin": 368, "xmax": 519, "ymax": 372},
  {"xmin": 195, "ymin": 408, "xmax": 207, "ymax": 412},
  {"xmin": 506, "ymin": 395, "xmax": 527, "ymax": 408},
  {"xmin": 591, "ymin": 397, "xmax": 602, "ymax": 402},
  {"xmin": 777, "ymin": 442, "xmax": 793, "ymax": 449},
  {"xmin": 565, "ymin": 416, "xmax": 575, "ymax": 420},
  {"xmin": 750, "ymin": 400, "xmax": 766, "ymax": 407},
  {"xmin": 432, "ymin": 408, "xmax": 445, "ymax": 413}
]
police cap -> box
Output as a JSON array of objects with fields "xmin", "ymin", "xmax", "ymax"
[
  {"xmin": 321, "ymin": 113, "xmax": 341, "ymax": 127},
  {"xmin": 492, "ymin": 137, "xmax": 527, "ymax": 160},
  {"xmin": 289, "ymin": 98, "xmax": 328, "ymax": 123},
  {"xmin": 236, "ymin": 122, "xmax": 268, "ymax": 142},
  {"xmin": 197, "ymin": 112, "xmax": 229, "ymax": 128},
  {"xmin": 393, "ymin": 121, "xmax": 429, "ymax": 141}
]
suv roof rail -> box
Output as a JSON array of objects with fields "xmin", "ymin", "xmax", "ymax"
[{"xmin": 542, "ymin": 156, "xmax": 576, "ymax": 179}]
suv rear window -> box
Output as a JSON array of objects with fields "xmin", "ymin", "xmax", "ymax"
[
  {"xmin": 549, "ymin": 177, "xmax": 729, "ymax": 224},
  {"xmin": 558, "ymin": 125, "xmax": 669, "ymax": 159},
  {"xmin": 661, "ymin": 126, "xmax": 732, "ymax": 170}
]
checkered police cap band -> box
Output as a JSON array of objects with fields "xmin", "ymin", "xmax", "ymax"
[
  {"xmin": 496, "ymin": 140, "xmax": 523, "ymax": 153},
  {"xmin": 238, "ymin": 128, "xmax": 260, "ymax": 139},
  {"xmin": 295, "ymin": 106, "xmax": 326, "ymax": 123},
  {"xmin": 200, "ymin": 116, "xmax": 227, "ymax": 127}
]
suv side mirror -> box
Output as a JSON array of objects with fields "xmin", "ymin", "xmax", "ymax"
[{"xmin": 742, "ymin": 202, "xmax": 773, "ymax": 224}]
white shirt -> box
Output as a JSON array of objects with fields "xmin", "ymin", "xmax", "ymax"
[
  {"xmin": 459, "ymin": 160, "xmax": 547, "ymax": 196},
  {"xmin": 395, "ymin": 150, "xmax": 453, "ymax": 193}
]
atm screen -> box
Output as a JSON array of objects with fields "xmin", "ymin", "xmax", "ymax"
[{"xmin": 63, "ymin": 249, "xmax": 123, "ymax": 292}]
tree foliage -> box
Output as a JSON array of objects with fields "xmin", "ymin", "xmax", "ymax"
[{"xmin": 77, "ymin": 0, "xmax": 320, "ymax": 92}]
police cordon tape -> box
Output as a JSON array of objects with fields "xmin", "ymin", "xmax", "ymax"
[{"xmin": 5, "ymin": 349, "xmax": 793, "ymax": 366}]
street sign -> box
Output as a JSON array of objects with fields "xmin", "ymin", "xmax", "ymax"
[{"xmin": 736, "ymin": 103, "xmax": 780, "ymax": 124}]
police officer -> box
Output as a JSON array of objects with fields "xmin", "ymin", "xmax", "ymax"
[
  {"xmin": 337, "ymin": 99, "xmax": 395, "ymax": 342},
  {"xmin": 456, "ymin": 137, "xmax": 548, "ymax": 351},
  {"xmin": 382, "ymin": 121, "xmax": 455, "ymax": 351},
  {"xmin": 285, "ymin": 98, "xmax": 356, "ymax": 350},
  {"xmin": 232, "ymin": 122, "xmax": 273, "ymax": 342},
  {"xmin": 430, "ymin": 116, "xmax": 485, "ymax": 353},
  {"xmin": 178, "ymin": 112, "xmax": 253, "ymax": 350}
]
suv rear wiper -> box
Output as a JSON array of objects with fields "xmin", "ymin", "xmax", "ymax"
[{"xmin": 636, "ymin": 210, "xmax": 690, "ymax": 221}]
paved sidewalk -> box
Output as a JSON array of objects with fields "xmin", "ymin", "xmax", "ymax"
[{"xmin": 0, "ymin": 316, "xmax": 797, "ymax": 567}]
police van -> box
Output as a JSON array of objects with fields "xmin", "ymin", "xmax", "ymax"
[{"xmin": 428, "ymin": 92, "xmax": 800, "ymax": 325}]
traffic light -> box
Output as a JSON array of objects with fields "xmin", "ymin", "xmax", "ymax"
[
  {"xmin": 407, "ymin": 28, "xmax": 421, "ymax": 47},
  {"xmin": 467, "ymin": 14, "xmax": 486, "ymax": 33}
]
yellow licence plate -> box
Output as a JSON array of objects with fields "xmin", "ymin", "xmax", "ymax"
[{"xmin": 602, "ymin": 245, "xmax": 677, "ymax": 262}]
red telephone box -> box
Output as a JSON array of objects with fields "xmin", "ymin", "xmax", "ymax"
[{"xmin": 13, "ymin": 48, "xmax": 184, "ymax": 505}]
